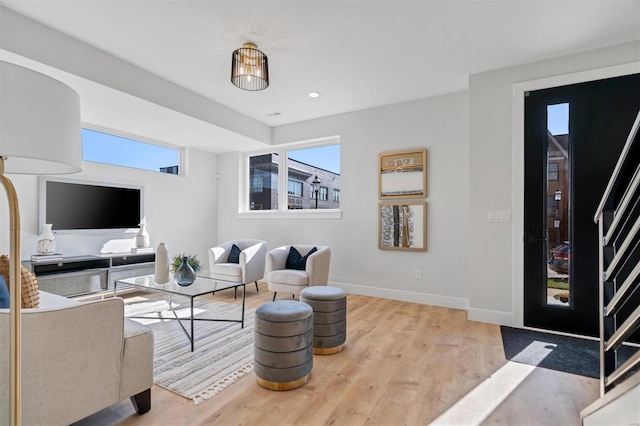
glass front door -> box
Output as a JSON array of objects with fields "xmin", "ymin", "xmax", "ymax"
[{"xmin": 523, "ymin": 73, "xmax": 640, "ymax": 336}]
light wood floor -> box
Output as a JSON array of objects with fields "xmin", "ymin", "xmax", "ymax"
[{"xmin": 74, "ymin": 282, "xmax": 599, "ymax": 426}]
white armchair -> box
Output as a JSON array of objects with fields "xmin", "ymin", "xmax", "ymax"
[
  {"xmin": 208, "ymin": 239, "xmax": 267, "ymax": 297},
  {"xmin": 266, "ymin": 244, "xmax": 331, "ymax": 300}
]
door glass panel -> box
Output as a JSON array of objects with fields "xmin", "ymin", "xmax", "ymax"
[{"xmin": 546, "ymin": 103, "xmax": 570, "ymax": 306}]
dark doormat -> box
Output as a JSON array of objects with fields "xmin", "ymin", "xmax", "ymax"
[{"xmin": 500, "ymin": 326, "xmax": 637, "ymax": 379}]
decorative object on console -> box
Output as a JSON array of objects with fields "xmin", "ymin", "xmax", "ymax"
[
  {"xmin": 30, "ymin": 253, "xmax": 63, "ymax": 263},
  {"xmin": 135, "ymin": 222, "xmax": 150, "ymax": 248},
  {"xmin": 0, "ymin": 60, "xmax": 82, "ymax": 423},
  {"xmin": 155, "ymin": 243, "xmax": 170, "ymax": 284},
  {"xmin": 231, "ymin": 42, "xmax": 269, "ymax": 91},
  {"xmin": 131, "ymin": 247, "xmax": 154, "ymax": 254},
  {"xmin": 36, "ymin": 223, "xmax": 56, "ymax": 254},
  {"xmin": 175, "ymin": 256, "xmax": 196, "ymax": 286}
]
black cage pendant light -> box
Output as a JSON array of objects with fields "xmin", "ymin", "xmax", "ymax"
[{"xmin": 231, "ymin": 42, "xmax": 269, "ymax": 91}]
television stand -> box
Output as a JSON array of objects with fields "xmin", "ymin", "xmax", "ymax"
[{"xmin": 24, "ymin": 253, "xmax": 155, "ymax": 297}]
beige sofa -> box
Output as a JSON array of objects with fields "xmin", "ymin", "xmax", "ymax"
[{"xmin": 0, "ymin": 290, "xmax": 154, "ymax": 425}]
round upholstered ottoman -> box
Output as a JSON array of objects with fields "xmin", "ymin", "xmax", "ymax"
[
  {"xmin": 300, "ymin": 286, "xmax": 346, "ymax": 355},
  {"xmin": 254, "ymin": 300, "xmax": 313, "ymax": 390}
]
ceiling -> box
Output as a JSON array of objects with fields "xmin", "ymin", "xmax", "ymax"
[{"xmin": 1, "ymin": 0, "xmax": 639, "ymax": 151}]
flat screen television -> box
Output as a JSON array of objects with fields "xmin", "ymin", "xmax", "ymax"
[{"xmin": 39, "ymin": 177, "xmax": 144, "ymax": 232}]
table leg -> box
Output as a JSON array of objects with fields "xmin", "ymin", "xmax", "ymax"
[
  {"xmin": 241, "ymin": 284, "xmax": 246, "ymax": 328},
  {"xmin": 113, "ymin": 282, "xmax": 117, "ymax": 297},
  {"xmin": 190, "ymin": 297, "xmax": 195, "ymax": 352}
]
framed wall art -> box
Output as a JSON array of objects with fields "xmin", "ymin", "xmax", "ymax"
[
  {"xmin": 378, "ymin": 201, "xmax": 426, "ymax": 251},
  {"xmin": 378, "ymin": 148, "xmax": 427, "ymax": 199}
]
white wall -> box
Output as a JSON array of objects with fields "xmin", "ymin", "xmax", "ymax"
[
  {"xmin": 468, "ymin": 41, "xmax": 640, "ymax": 324},
  {"xmin": 0, "ymin": 147, "xmax": 218, "ymax": 265},
  {"xmin": 217, "ymin": 92, "xmax": 470, "ymax": 309}
]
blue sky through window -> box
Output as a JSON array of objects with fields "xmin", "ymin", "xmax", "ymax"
[
  {"xmin": 547, "ymin": 103, "xmax": 569, "ymax": 135},
  {"xmin": 82, "ymin": 128, "xmax": 180, "ymax": 172},
  {"xmin": 287, "ymin": 144, "xmax": 340, "ymax": 174}
]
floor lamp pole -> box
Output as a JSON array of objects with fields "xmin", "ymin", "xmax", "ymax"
[{"xmin": 0, "ymin": 157, "xmax": 22, "ymax": 425}]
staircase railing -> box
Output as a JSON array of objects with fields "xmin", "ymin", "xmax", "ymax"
[{"xmin": 592, "ymin": 109, "xmax": 640, "ymax": 399}]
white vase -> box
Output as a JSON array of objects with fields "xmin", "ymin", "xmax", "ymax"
[
  {"xmin": 135, "ymin": 223, "xmax": 150, "ymax": 248},
  {"xmin": 37, "ymin": 224, "xmax": 56, "ymax": 254},
  {"xmin": 155, "ymin": 243, "xmax": 170, "ymax": 284}
]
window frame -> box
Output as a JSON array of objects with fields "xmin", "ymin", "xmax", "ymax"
[
  {"xmin": 319, "ymin": 186, "xmax": 328, "ymax": 201},
  {"xmin": 288, "ymin": 179, "xmax": 304, "ymax": 197},
  {"xmin": 239, "ymin": 137, "xmax": 342, "ymax": 219},
  {"xmin": 81, "ymin": 124, "xmax": 184, "ymax": 176}
]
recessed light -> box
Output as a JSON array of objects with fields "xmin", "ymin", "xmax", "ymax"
[{"xmin": 308, "ymin": 92, "xmax": 321, "ymax": 98}]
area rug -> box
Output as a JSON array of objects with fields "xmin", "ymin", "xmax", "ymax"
[
  {"xmin": 500, "ymin": 326, "xmax": 637, "ymax": 379},
  {"xmin": 125, "ymin": 297, "xmax": 255, "ymax": 405}
]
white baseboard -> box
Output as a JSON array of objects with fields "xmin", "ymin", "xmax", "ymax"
[
  {"xmin": 330, "ymin": 281, "xmax": 516, "ymax": 326},
  {"xmin": 467, "ymin": 307, "xmax": 514, "ymax": 325},
  {"xmin": 329, "ymin": 281, "xmax": 469, "ymax": 311}
]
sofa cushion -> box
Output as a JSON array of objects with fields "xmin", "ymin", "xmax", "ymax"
[
  {"xmin": 268, "ymin": 269, "xmax": 309, "ymax": 286},
  {"xmin": 120, "ymin": 318, "xmax": 154, "ymax": 400},
  {"xmin": 0, "ymin": 276, "xmax": 9, "ymax": 309},
  {"xmin": 285, "ymin": 246, "xmax": 317, "ymax": 271},
  {"xmin": 0, "ymin": 254, "xmax": 39, "ymax": 308},
  {"xmin": 228, "ymin": 244, "xmax": 242, "ymax": 264},
  {"xmin": 38, "ymin": 290, "xmax": 80, "ymax": 309},
  {"xmin": 209, "ymin": 263, "xmax": 242, "ymax": 282}
]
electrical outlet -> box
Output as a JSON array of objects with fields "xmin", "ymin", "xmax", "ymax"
[{"xmin": 415, "ymin": 269, "xmax": 422, "ymax": 280}]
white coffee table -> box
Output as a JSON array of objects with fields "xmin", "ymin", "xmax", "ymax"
[{"xmin": 115, "ymin": 273, "xmax": 245, "ymax": 351}]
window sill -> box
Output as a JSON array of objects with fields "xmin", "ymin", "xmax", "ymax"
[{"xmin": 237, "ymin": 209, "xmax": 342, "ymax": 220}]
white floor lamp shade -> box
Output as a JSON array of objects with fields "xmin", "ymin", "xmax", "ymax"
[
  {"xmin": 0, "ymin": 60, "xmax": 82, "ymax": 424},
  {"xmin": 1, "ymin": 61, "xmax": 82, "ymax": 174}
]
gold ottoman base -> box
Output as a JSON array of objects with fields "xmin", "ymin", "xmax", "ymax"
[
  {"xmin": 313, "ymin": 344, "xmax": 344, "ymax": 355},
  {"xmin": 256, "ymin": 373, "xmax": 310, "ymax": 391}
]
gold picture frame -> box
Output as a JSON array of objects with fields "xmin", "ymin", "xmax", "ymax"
[
  {"xmin": 378, "ymin": 201, "xmax": 427, "ymax": 251},
  {"xmin": 378, "ymin": 148, "xmax": 427, "ymax": 199}
]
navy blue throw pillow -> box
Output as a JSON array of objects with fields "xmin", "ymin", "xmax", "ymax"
[
  {"xmin": 228, "ymin": 244, "xmax": 242, "ymax": 264},
  {"xmin": 286, "ymin": 246, "xmax": 318, "ymax": 270},
  {"xmin": 0, "ymin": 276, "xmax": 9, "ymax": 309}
]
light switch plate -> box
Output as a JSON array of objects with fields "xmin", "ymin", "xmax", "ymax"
[{"xmin": 488, "ymin": 210, "xmax": 512, "ymax": 222}]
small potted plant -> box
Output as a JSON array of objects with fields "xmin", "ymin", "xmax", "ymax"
[
  {"xmin": 171, "ymin": 253, "xmax": 202, "ymax": 286},
  {"xmin": 171, "ymin": 253, "xmax": 202, "ymax": 273},
  {"xmin": 557, "ymin": 293, "xmax": 569, "ymax": 303}
]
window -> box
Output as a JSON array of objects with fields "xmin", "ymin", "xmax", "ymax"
[
  {"xmin": 288, "ymin": 179, "xmax": 303, "ymax": 196},
  {"xmin": 244, "ymin": 139, "xmax": 341, "ymax": 216},
  {"xmin": 249, "ymin": 154, "xmax": 278, "ymax": 210},
  {"xmin": 319, "ymin": 187, "xmax": 328, "ymax": 201},
  {"xmin": 82, "ymin": 128, "xmax": 180, "ymax": 175},
  {"xmin": 287, "ymin": 144, "xmax": 340, "ymax": 209},
  {"xmin": 548, "ymin": 162, "xmax": 559, "ymax": 181}
]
